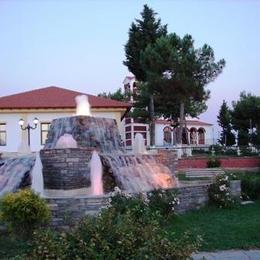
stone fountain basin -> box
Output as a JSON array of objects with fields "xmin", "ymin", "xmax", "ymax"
[{"xmin": 40, "ymin": 148, "xmax": 95, "ymax": 191}]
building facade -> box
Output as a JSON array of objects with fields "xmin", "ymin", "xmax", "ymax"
[{"xmin": 0, "ymin": 86, "xmax": 130, "ymax": 152}]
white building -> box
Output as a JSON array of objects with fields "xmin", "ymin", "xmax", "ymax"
[{"xmin": 0, "ymin": 86, "xmax": 130, "ymax": 152}]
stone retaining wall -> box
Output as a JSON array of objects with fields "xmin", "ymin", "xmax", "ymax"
[
  {"xmin": 156, "ymin": 149, "xmax": 178, "ymax": 173},
  {"xmin": 45, "ymin": 184, "xmax": 209, "ymax": 229}
]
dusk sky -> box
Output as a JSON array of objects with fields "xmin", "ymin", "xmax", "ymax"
[{"xmin": 1, "ymin": 0, "xmax": 260, "ymax": 135}]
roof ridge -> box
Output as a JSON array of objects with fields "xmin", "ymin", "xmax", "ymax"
[{"xmin": 0, "ymin": 86, "xmax": 131, "ymax": 109}]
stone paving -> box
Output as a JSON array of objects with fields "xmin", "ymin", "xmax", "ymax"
[{"xmin": 192, "ymin": 250, "xmax": 260, "ymax": 260}]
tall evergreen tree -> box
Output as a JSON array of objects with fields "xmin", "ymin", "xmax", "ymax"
[
  {"xmin": 124, "ymin": 5, "xmax": 167, "ymax": 82},
  {"xmin": 217, "ymin": 100, "xmax": 235, "ymax": 146},
  {"xmin": 231, "ymin": 92, "xmax": 260, "ymax": 146},
  {"xmin": 140, "ymin": 34, "xmax": 225, "ymax": 144},
  {"xmin": 124, "ymin": 5, "xmax": 167, "ymax": 145}
]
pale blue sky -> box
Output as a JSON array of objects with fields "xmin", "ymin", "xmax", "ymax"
[{"xmin": 0, "ymin": 0, "xmax": 260, "ymax": 131}]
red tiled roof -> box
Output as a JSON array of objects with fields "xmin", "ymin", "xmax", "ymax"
[
  {"xmin": 155, "ymin": 119, "xmax": 212, "ymax": 126},
  {"xmin": 186, "ymin": 120, "xmax": 213, "ymax": 126},
  {"xmin": 0, "ymin": 86, "xmax": 131, "ymax": 110}
]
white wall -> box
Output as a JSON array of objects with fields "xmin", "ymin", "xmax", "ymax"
[
  {"xmin": 188, "ymin": 123, "xmax": 214, "ymax": 145},
  {"xmin": 0, "ymin": 114, "xmax": 22, "ymax": 152},
  {"xmin": 155, "ymin": 122, "xmax": 214, "ymax": 146}
]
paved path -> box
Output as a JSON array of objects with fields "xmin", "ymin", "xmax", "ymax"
[{"xmin": 192, "ymin": 249, "xmax": 260, "ymax": 260}]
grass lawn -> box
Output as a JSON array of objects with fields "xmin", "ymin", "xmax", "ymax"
[{"xmin": 168, "ymin": 200, "xmax": 260, "ymax": 251}]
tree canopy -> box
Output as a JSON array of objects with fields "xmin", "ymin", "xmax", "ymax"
[
  {"xmin": 124, "ymin": 4, "xmax": 167, "ymax": 82},
  {"xmin": 217, "ymin": 100, "xmax": 235, "ymax": 146},
  {"xmin": 123, "ymin": 5, "xmax": 225, "ymax": 145},
  {"xmin": 98, "ymin": 88, "xmax": 127, "ymax": 102},
  {"xmin": 231, "ymin": 92, "xmax": 260, "ymax": 146},
  {"xmin": 139, "ymin": 33, "xmax": 225, "ymax": 142}
]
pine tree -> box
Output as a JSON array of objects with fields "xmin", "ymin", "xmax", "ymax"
[
  {"xmin": 141, "ymin": 34, "xmax": 225, "ymax": 144},
  {"xmin": 124, "ymin": 5, "xmax": 167, "ymax": 145},
  {"xmin": 217, "ymin": 100, "xmax": 235, "ymax": 146},
  {"xmin": 124, "ymin": 5, "xmax": 167, "ymax": 82}
]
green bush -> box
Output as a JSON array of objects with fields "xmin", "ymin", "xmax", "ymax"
[
  {"xmin": 109, "ymin": 187, "xmax": 179, "ymax": 218},
  {"xmin": 23, "ymin": 190, "xmax": 201, "ymax": 259},
  {"xmin": 240, "ymin": 147, "xmax": 258, "ymax": 156},
  {"xmin": 207, "ymin": 157, "xmax": 221, "ymax": 168},
  {"xmin": 208, "ymin": 173, "xmax": 237, "ymax": 208},
  {"xmin": 241, "ymin": 174, "xmax": 260, "ymax": 200},
  {"xmin": 224, "ymin": 148, "xmax": 237, "ymax": 156},
  {"xmin": 209, "ymin": 144, "xmax": 224, "ymax": 155},
  {"xmin": 0, "ymin": 189, "xmax": 51, "ymax": 237},
  {"xmin": 192, "ymin": 149, "xmax": 210, "ymax": 155},
  {"xmin": 147, "ymin": 189, "xmax": 179, "ymax": 217}
]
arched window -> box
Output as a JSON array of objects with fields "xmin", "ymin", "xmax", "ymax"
[
  {"xmin": 190, "ymin": 128, "xmax": 197, "ymax": 145},
  {"xmin": 198, "ymin": 128, "xmax": 205, "ymax": 144},
  {"xmin": 163, "ymin": 126, "xmax": 172, "ymax": 145}
]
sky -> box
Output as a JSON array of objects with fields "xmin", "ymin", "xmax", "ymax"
[{"xmin": 0, "ymin": 0, "xmax": 260, "ymax": 134}]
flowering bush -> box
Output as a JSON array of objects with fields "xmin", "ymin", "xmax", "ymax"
[
  {"xmin": 147, "ymin": 189, "xmax": 180, "ymax": 217},
  {"xmin": 23, "ymin": 187, "xmax": 200, "ymax": 260},
  {"xmin": 208, "ymin": 173, "xmax": 237, "ymax": 208},
  {"xmin": 108, "ymin": 187, "xmax": 180, "ymax": 218}
]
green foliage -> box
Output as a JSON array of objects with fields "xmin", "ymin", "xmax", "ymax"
[
  {"xmin": 231, "ymin": 92, "xmax": 260, "ymax": 146},
  {"xmin": 209, "ymin": 144, "xmax": 224, "ymax": 155},
  {"xmin": 240, "ymin": 146, "xmax": 258, "ymax": 156},
  {"xmin": 192, "ymin": 148, "xmax": 210, "ymax": 155},
  {"xmin": 208, "ymin": 173, "xmax": 238, "ymax": 208},
  {"xmin": 241, "ymin": 174, "xmax": 260, "ymax": 200},
  {"xmin": 140, "ymin": 33, "xmax": 225, "ymax": 144},
  {"xmin": 109, "ymin": 187, "xmax": 180, "ymax": 218},
  {"xmin": 207, "ymin": 157, "xmax": 221, "ymax": 168},
  {"xmin": 237, "ymin": 129, "xmax": 250, "ymax": 146},
  {"xmin": 124, "ymin": 4, "xmax": 167, "ymax": 82},
  {"xmin": 224, "ymin": 148, "xmax": 237, "ymax": 156},
  {"xmin": 23, "ymin": 189, "xmax": 200, "ymax": 259},
  {"xmin": 147, "ymin": 189, "xmax": 180, "ymax": 217},
  {"xmin": 98, "ymin": 88, "xmax": 129, "ymax": 102},
  {"xmin": 217, "ymin": 100, "xmax": 236, "ymax": 146},
  {"xmin": 22, "ymin": 229, "xmax": 68, "ymax": 259},
  {"xmin": 0, "ymin": 189, "xmax": 51, "ymax": 237}
]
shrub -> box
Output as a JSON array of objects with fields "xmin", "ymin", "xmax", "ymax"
[
  {"xmin": 240, "ymin": 147, "xmax": 258, "ymax": 156},
  {"xmin": 208, "ymin": 173, "xmax": 237, "ymax": 208},
  {"xmin": 192, "ymin": 149, "xmax": 210, "ymax": 155},
  {"xmin": 209, "ymin": 144, "xmax": 224, "ymax": 155},
  {"xmin": 241, "ymin": 174, "xmax": 260, "ymax": 200},
  {"xmin": 109, "ymin": 187, "xmax": 180, "ymax": 218},
  {"xmin": 0, "ymin": 189, "xmax": 51, "ymax": 237},
  {"xmin": 224, "ymin": 148, "xmax": 237, "ymax": 156},
  {"xmin": 147, "ymin": 189, "xmax": 180, "ymax": 217},
  {"xmin": 207, "ymin": 157, "xmax": 221, "ymax": 168},
  {"xmin": 22, "ymin": 229, "xmax": 68, "ymax": 259},
  {"xmin": 23, "ymin": 194, "xmax": 201, "ymax": 260}
]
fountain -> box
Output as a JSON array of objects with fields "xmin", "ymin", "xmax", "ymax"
[
  {"xmin": 90, "ymin": 150, "xmax": 103, "ymax": 195},
  {"xmin": 0, "ymin": 95, "xmax": 179, "ymax": 227},
  {"xmin": 40, "ymin": 95, "xmax": 178, "ymax": 196},
  {"xmin": 31, "ymin": 152, "xmax": 44, "ymax": 196}
]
